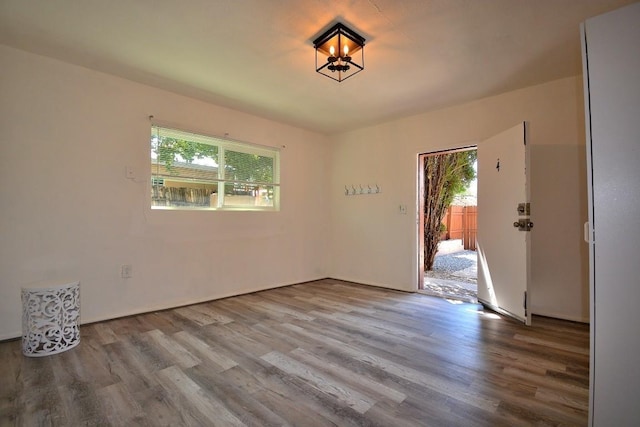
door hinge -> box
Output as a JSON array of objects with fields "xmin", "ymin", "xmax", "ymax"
[{"xmin": 524, "ymin": 291, "xmax": 528, "ymax": 313}]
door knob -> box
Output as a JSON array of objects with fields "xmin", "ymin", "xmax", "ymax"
[{"xmin": 513, "ymin": 218, "xmax": 533, "ymax": 231}]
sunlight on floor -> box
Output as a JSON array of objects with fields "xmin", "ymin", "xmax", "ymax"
[
  {"xmin": 477, "ymin": 244, "xmax": 498, "ymax": 307},
  {"xmin": 467, "ymin": 308, "xmax": 502, "ymax": 319}
]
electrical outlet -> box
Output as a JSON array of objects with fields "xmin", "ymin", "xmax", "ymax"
[{"xmin": 121, "ymin": 264, "xmax": 132, "ymax": 279}]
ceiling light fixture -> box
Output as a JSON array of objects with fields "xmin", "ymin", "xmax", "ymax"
[{"xmin": 313, "ymin": 22, "xmax": 365, "ymax": 82}]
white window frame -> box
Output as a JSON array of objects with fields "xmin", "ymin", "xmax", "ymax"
[{"xmin": 151, "ymin": 126, "xmax": 280, "ymax": 211}]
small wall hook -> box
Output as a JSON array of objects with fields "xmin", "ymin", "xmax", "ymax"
[{"xmin": 345, "ymin": 183, "xmax": 380, "ymax": 195}]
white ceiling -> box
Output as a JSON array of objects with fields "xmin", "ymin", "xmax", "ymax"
[{"xmin": 0, "ymin": 0, "xmax": 635, "ymax": 134}]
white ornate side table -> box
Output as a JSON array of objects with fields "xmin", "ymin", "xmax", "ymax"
[{"xmin": 21, "ymin": 280, "xmax": 80, "ymax": 357}]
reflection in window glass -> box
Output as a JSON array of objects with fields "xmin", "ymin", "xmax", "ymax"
[{"xmin": 150, "ymin": 126, "xmax": 279, "ymax": 210}]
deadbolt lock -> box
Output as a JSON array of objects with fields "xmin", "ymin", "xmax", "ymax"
[
  {"xmin": 513, "ymin": 218, "xmax": 533, "ymax": 231},
  {"xmin": 517, "ymin": 202, "xmax": 531, "ymax": 216}
]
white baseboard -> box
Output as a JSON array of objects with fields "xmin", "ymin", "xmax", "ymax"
[
  {"xmin": 531, "ymin": 308, "xmax": 590, "ymax": 324},
  {"xmin": 0, "ymin": 331, "xmax": 21, "ymax": 341},
  {"xmin": 1, "ymin": 277, "xmax": 326, "ymax": 342}
]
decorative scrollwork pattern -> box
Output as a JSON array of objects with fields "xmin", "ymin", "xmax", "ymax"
[{"xmin": 22, "ymin": 282, "xmax": 80, "ymax": 357}]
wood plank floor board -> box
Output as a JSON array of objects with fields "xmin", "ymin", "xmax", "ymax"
[
  {"xmin": 223, "ymin": 321, "xmax": 299, "ymax": 355},
  {"xmin": 183, "ymin": 364, "xmax": 295, "ymax": 427},
  {"xmin": 501, "ymin": 366, "xmax": 590, "ymax": 397},
  {"xmin": 88, "ymin": 322, "xmax": 120, "ymax": 345},
  {"xmin": 55, "ymin": 380, "xmax": 106, "ymax": 425},
  {"xmin": 306, "ymin": 323, "xmax": 480, "ymax": 392},
  {"xmin": 131, "ymin": 384, "xmax": 203, "ymax": 426},
  {"xmin": 496, "ymin": 393, "xmax": 588, "ymax": 427},
  {"xmin": 297, "ymin": 342, "xmax": 417, "ymax": 398},
  {"xmin": 251, "ymin": 319, "xmax": 328, "ymax": 353},
  {"xmin": 252, "ymin": 342, "xmax": 403, "ymax": 426},
  {"xmin": 202, "ymin": 323, "xmax": 272, "ymax": 361},
  {"xmin": 104, "ymin": 315, "xmax": 153, "ymax": 337},
  {"xmin": 152, "ymin": 309, "xmax": 211, "ymax": 337},
  {"xmin": 289, "ymin": 346, "xmax": 408, "ymax": 404},
  {"xmin": 222, "ymin": 362, "xmax": 366, "ymax": 427},
  {"xmin": 0, "ymin": 340, "xmax": 20, "ymax": 425},
  {"xmin": 258, "ymin": 371, "xmax": 381, "ymax": 427},
  {"xmin": 262, "ymin": 349, "xmax": 377, "ymax": 414},
  {"xmin": 286, "ymin": 316, "xmax": 480, "ymax": 391},
  {"xmin": 11, "ymin": 353, "xmax": 68, "ymax": 426},
  {"xmin": 172, "ymin": 306, "xmax": 218, "ymax": 327},
  {"xmin": 212, "ymin": 298, "xmax": 271, "ymax": 324},
  {"xmin": 257, "ymin": 290, "xmax": 322, "ymax": 314},
  {"xmin": 366, "ymin": 397, "xmax": 485, "ymax": 427},
  {"xmin": 249, "ymin": 389, "xmax": 334, "ymax": 427},
  {"xmin": 278, "ymin": 321, "xmax": 501, "ymax": 415},
  {"xmin": 185, "ymin": 303, "xmax": 234, "ymax": 325},
  {"xmin": 99, "ymin": 340, "xmax": 165, "ymax": 394},
  {"xmin": 0, "ymin": 279, "xmax": 590, "ymax": 426},
  {"xmin": 135, "ymin": 311, "xmax": 184, "ymax": 336},
  {"xmin": 94, "ymin": 381, "xmax": 147, "ymax": 426},
  {"xmin": 483, "ymin": 344, "xmax": 573, "ymax": 374},
  {"xmin": 534, "ymin": 386, "xmax": 589, "ymax": 413},
  {"xmin": 171, "ymin": 330, "xmax": 238, "ymax": 372},
  {"xmin": 156, "ymin": 364, "xmax": 247, "ymax": 427},
  {"xmin": 198, "ymin": 301, "xmax": 260, "ymax": 326},
  {"xmin": 125, "ymin": 332, "xmax": 175, "ymax": 372},
  {"xmin": 195, "ymin": 326, "xmax": 281, "ymax": 377},
  {"xmin": 307, "ymin": 309, "xmax": 483, "ymax": 377},
  {"xmin": 143, "ymin": 329, "xmax": 201, "ymax": 369}
]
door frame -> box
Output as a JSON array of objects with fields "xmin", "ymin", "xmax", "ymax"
[{"xmin": 417, "ymin": 145, "xmax": 477, "ymax": 291}]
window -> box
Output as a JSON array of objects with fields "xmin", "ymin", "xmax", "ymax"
[{"xmin": 150, "ymin": 126, "xmax": 280, "ymax": 210}]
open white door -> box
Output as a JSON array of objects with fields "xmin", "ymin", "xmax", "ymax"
[{"xmin": 477, "ymin": 122, "xmax": 531, "ymax": 325}]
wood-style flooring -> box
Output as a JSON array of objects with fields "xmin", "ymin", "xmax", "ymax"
[{"xmin": 0, "ymin": 279, "xmax": 590, "ymax": 426}]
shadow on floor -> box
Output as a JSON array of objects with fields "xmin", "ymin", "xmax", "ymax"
[{"xmin": 423, "ymin": 239, "xmax": 478, "ymax": 303}]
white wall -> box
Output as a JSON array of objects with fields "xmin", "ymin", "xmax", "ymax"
[
  {"xmin": 329, "ymin": 76, "xmax": 589, "ymax": 322},
  {"xmin": 0, "ymin": 44, "xmax": 590, "ymax": 340},
  {"xmin": 0, "ymin": 45, "xmax": 330, "ymax": 339}
]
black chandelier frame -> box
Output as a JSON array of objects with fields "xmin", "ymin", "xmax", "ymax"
[{"xmin": 313, "ymin": 23, "xmax": 366, "ymax": 82}]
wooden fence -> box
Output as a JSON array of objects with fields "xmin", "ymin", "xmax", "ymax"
[{"xmin": 442, "ymin": 205, "xmax": 477, "ymax": 250}]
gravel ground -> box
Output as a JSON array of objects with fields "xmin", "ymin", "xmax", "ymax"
[
  {"xmin": 430, "ymin": 250, "xmax": 477, "ymax": 283},
  {"xmin": 423, "ymin": 243, "xmax": 478, "ymax": 302}
]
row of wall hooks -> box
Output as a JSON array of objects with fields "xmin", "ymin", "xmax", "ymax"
[{"xmin": 345, "ymin": 184, "xmax": 381, "ymax": 196}]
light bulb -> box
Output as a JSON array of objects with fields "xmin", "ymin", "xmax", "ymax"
[
  {"xmin": 343, "ymin": 45, "xmax": 349, "ymax": 56},
  {"xmin": 329, "ymin": 46, "xmax": 335, "ymax": 56}
]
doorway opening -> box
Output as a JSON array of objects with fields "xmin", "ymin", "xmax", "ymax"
[{"xmin": 418, "ymin": 147, "xmax": 478, "ymax": 303}]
